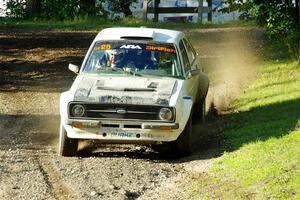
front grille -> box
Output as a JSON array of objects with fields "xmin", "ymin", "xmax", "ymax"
[
  {"xmin": 101, "ymin": 124, "xmax": 120, "ymax": 128},
  {"xmin": 68, "ymin": 102, "xmax": 175, "ymax": 122},
  {"xmin": 124, "ymin": 124, "xmax": 142, "ymax": 129}
]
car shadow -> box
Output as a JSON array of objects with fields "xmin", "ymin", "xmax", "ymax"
[
  {"xmin": 75, "ymin": 114, "xmax": 224, "ymax": 163},
  {"xmin": 221, "ymin": 97, "xmax": 300, "ymax": 151},
  {"xmin": 77, "ymin": 97, "xmax": 300, "ymax": 163}
]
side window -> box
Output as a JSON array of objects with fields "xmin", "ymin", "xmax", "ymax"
[
  {"xmin": 179, "ymin": 40, "xmax": 190, "ymax": 73},
  {"xmin": 183, "ymin": 38, "xmax": 196, "ymax": 67}
]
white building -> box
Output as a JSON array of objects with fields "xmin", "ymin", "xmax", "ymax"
[
  {"xmin": 0, "ymin": 0, "xmax": 8, "ymax": 17},
  {"xmin": 0, "ymin": 0, "xmax": 241, "ymax": 21},
  {"xmin": 127, "ymin": 0, "xmax": 241, "ymax": 22}
]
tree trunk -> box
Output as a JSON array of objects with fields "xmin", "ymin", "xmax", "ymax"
[
  {"xmin": 207, "ymin": 0, "xmax": 212, "ymax": 22},
  {"xmin": 120, "ymin": 0, "xmax": 133, "ymax": 17},
  {"xmin": 142, "ymin": 0, "xmax": 148, "ymax": 21},
  {"xmin": 153, "ymin": 0, "xmax": 159, "ymax": 22},
  {"xmin": 296, "ymin": 0, "xmax": 300, "ymax": 25},
  {"xmin": 79, "ymin": 0, "xmax": 96, "ymax": 15},
  {"xmin": 26, "ymin": 0, "xmax": 40, "ymax": 18}
]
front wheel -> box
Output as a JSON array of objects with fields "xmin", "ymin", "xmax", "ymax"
[
  {"xmin": 59, "ymin": 124, "xmax": 78, "ymax": 157},
  {"xmin": 193, "ymin": 97, "xmax": 206, "ymax": 123},
  {"xmin": 165, "ymin": 115, "xmax": 193, "ymax": 158}
]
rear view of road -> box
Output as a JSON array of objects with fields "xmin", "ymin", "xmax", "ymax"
[{"xmin": 0, "ymin": 27, "xmax": 262, "ymax": 199}]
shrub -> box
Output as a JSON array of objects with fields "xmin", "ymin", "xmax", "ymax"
[
  {"xmin": 264, "ymin": 2, "xmax": 297, "ymax": 39},
  {"xmin": 40, "ymin": 0, "xmax": 80, "ymax": 20},
  {"xmin": 284, "ymin": 31, "xmax": 300, "ymax": 61}
]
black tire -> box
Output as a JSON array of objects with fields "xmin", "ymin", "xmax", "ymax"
[
  {"xmin": 200, "ymin": 98, "xmax": 206, "ymax": 123},
  {"xmin": 59, "ymin": 124, "xmax": 78, "ymax": 157},
  {"xmin": 167, "ymin": 115, "xmax": 193, "ymax": 157},
  {"xmin": 193, "ymin": 97, "xmax": 206, "ymax": 123}
]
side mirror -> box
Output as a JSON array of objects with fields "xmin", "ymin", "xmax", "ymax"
[
  {"xmin": 191, "ymin": 69, "xmax": 200, "ymax": 76},
  {"xmin": 68, "ymin": 63, "xmax": 79, "ymax": 74},
  {"xmin": 186, "ymin": 71, "xmax": 192, "ymax": 79},
  {"xmin": 186, "ymin": 69, "xmax": 200, "ymax": 79}
]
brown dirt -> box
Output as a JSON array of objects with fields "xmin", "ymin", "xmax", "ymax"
[{"xmin": 0, "ymin": 27, "xmax": 263, "ymax": 200}]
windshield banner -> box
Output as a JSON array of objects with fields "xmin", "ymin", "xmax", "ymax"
[{"xmin": 94, "ymin": 42, "xmax": 176, "ymax": 54}]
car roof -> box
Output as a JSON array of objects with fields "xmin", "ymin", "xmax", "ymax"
[{"xmin": 94, "ymin": 27, "xmax": 183, "ymax": 44}]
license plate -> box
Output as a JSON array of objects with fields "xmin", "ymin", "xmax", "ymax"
[{"xmin": 110, "ymin": 132, "xmax": 135, "ymax": 138}]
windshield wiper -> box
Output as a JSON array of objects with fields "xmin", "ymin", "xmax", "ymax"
[
  {"xmin": 125, "ymin": 71, "xmax": 142, "ymax": 77},
  {"xmin": 122, "ymin": 67, "xmax": 143, "ymax": 77},
  {"xmin": 96, "ymin": 66, "xmax": 143, "ymax": 76}
]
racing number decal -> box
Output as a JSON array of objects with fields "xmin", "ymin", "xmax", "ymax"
[{"xmin": 94, "ymin": 44, "xmax": 112, "ymax": 51}]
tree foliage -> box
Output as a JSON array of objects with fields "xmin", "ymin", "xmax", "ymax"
[
  {"xmin": 5, "ymin": 0, "xmax": 137, "ymax": 20},
  {"xmin": 220, "ymin": 0, "xmax": 299, "ymax": 38},
  {"xmin": 5, "ymin": 0, "xmax": 26, "ymax": 19},
  {"xmin": 40, "ymin": 0, "xmax": 80, "ymax": 20},
  {"xmin": 41, "ymin": 0, "xmax": 108, "ymax": 20},
  {"xmin": 220, "ymin": 0, "xmax": 300, "ymax": 63}
]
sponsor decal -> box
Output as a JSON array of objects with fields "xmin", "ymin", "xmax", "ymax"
[
  {"xmin": 145, "ymin": 46, "xmax": 176, "ymax": 54},
  {"xmin": 120, "ymin": 44, "xmax": 142, "ymax": 49}
]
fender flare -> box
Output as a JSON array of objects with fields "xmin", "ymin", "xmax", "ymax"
[
  {"xmin": 198, "ymin": 72, "xmax": 209, "ymax": 99},
  {"xmin": 176, "ymin": 97, "xmax": 193, "ymax": 139}
]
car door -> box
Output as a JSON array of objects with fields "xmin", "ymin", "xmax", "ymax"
[
  {"xmin": 184, "ymin": 38, "xmax": 209, "ymax": 100},
  {"xmin": 179, "ymin": 39, "xmax": 200, "ymax": 102}
]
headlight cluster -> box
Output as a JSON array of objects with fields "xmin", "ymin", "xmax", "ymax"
[
  {"xmin": 71, "ymin": 104, "xmax": 85, "ymax": 117},
  {"xmin": 158, "ymin": 108, "xmax": 173, "ymax": 121}
]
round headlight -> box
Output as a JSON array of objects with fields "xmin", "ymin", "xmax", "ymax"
[
  {"xmin": 159, "ymin": 108, "xmax": 173, "ymax": 121},
  {"xmin": 71, "ymin": 104, "xmax": 85, "ymax": 117}
]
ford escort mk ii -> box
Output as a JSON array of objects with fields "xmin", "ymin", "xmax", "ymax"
[{"xmin": 59, "ymin": 27, "xmax": 209, "ymax": 157}]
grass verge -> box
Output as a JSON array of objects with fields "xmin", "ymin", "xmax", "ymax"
[
  {"xmin": 0, "ymin": 17, "xmax": 256, "ymax": 31},
  {"xmin": 186, "ymin": 60, "xmax": 300, "ymax": 199}
]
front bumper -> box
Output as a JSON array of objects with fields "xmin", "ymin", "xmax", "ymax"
[{"xmin": 63, "ymin": 119, "xmax": 181, "ymax": 143}]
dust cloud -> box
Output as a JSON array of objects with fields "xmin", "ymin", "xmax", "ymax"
[{"xmin": 188, "ymin": 27, "xmax": 263, "ymax": 114}]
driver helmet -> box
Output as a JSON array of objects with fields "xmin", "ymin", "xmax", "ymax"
[
  {"xmin": 95, "ymin": 53, "xmax": 108, "ymax": 70},
  {"xmin": 107, "ymin": 49, "xmax": 125, "ymax": 68}
]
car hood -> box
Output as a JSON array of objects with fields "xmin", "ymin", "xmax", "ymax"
[{"xmin": 73, "ymin": 76, "xmax": 178, "ymax": 106}]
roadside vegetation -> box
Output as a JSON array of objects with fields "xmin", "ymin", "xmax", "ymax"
[
  {"xmin": 184, "ymin": 39, "xmax": 300, "ymax": 199},
  {"xmin": 181, "ymin": 2, "xmax": 300, "ymax": 198},
  {"xmin": 0, "ymin": 17, "xmax": 256, "ymax": 31}
]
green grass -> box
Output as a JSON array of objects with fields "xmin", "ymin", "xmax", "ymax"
[
  {"xmin": 187, "ymin": 61, "xmax": 300, "ymax": 199},
  {"xmin": 0, "ymin": 17, "xmax": 256, "ymax": 31}
]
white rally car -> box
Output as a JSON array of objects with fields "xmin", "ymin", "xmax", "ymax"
[{"xmin": 59, "ymin": 27, "xmax": 209, "ymax": 157}]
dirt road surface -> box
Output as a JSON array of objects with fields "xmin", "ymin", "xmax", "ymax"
[{"xmin": 0, "ymin": 27, "xmax": 262, "ymax": 200}]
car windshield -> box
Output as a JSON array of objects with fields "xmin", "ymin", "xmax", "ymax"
[{"xmin": 83, "ymin": 41, "xmax": 183, "ymax": 78}]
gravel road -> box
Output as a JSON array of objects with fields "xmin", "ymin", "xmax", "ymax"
[{"xmin": 0, "ymin": 27, "xmax": 262, "ymax": 200}]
